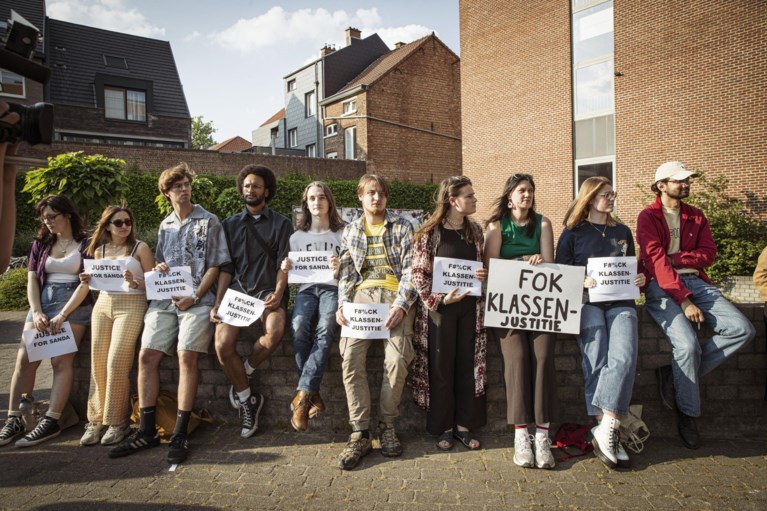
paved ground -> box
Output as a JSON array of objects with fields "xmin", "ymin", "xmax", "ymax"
[{"xmin": 1, "ymin": 310, "xmax": 766, "ymax": 510}]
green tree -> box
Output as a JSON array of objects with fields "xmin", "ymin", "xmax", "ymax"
[
  {"xmin": 22, "ymin": 151, "xmax": 127, "ymax": 222},
  {"xmin": 192, "ymin": 115, "xmax": 217, "ymax": 149}
]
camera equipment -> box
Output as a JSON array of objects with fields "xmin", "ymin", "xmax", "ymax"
[{"xmin": 0, "ymin": 10, "xmax": 54, "ymax": 145}]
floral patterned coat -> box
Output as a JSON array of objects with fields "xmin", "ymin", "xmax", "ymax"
[{"xmin": 409, "ymin": 221, "xmax": 488, "ymax": 410}]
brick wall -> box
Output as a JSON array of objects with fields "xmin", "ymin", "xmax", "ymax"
[
  {"xmin": 71, "ymin": 305, "xmax": 766, "ymax": 437},
  {"xmin": 459, "ymin": 0, "xmax": 574, "ymax": 231},
  {"xmin": 20, "ymin": 142, "xmax": 367, "ymax": 179},
  {"xmin": 719, "ymin": 276, "xmax": 763, "ymax": 304}
]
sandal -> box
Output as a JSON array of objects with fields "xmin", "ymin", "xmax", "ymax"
[
  {"xmin": 436, "ymin": 430, "xmax": 454, "ymax": 451},
  {"xmin": 453, "ymin": 430, "xmax": 481, "ymax": 450}
]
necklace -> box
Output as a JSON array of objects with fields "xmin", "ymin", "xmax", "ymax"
[
  {"xmin": 445, "ymin": 216, "xmax": 465, "ymax": 240},
  {"xmin": 588, "ymin": 221, "xmax": 608, "ymax": 238},
  {"xmin": 57, "ymin": 238, "xmax": 74, "ymax": 257}
]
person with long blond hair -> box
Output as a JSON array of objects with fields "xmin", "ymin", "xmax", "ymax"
[
  {"xmin": 0, "ymin": 195, "xmax": 92, "ymax": 448},
  {"xmin": 78, "ymin": 204, "xmax": 154, "ymax": 447},
  {"xmin": 410, "ymin": 176, "xmax": 488, "ymax": 451},
  {"xmin": 280, "ymin": 181, "xmax": 344, "ymax": 432},
  {"xmin": 555, "ymin": 176, "xmax": 645, "ymax": 469},
  {"xmin": 484, "ymin": 173, "xmax": 557, "ymax": 469}
]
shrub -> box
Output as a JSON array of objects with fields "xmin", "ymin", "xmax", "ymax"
[{"xmin": 0, "ymin": 268, "xmax": 28, "ymax": 311}]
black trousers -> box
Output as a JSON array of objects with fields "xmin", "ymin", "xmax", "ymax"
[{"xmin": 426, "ymin": 298, "xmax": 487, "ymax": 435}]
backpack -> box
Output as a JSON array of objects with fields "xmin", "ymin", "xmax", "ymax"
[
  {"xmin": 553, "ymin": 423, "xmax": 594, "ymax": 462},
  {"xmin": 130, "ymin": 391, "xmax": 213, "ymax": 440}
]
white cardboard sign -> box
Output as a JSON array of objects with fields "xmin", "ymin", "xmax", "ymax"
[
  {"xmin": 23, "ymin": 322, "xmax": 78, "ymax": 362},
  {"xmin": 587, "ymin": 256, "xmax": 640, "ymax": 303},
  {"xmin": 287, "ymin": 251, "xmax": 335, "ymax": 284},
  {"xmin": 83, "ymin": 258, "xmax": 131, "ymax": 293},
  {"xmin": 484, "ymin": 259, "xmax": 585, "ymax": 335},
  {"xmin": 217, "ymin": 288, "xmax": 266, "ymax": 327},
  {"xmin": 431, "ymin": 257, "xmax": 482, "ymax": 297},
  {"xmin": 340, "ymin": 302, "xmax": 390, "ymax": 339},
  {"xmin": 144, "ymin": 266, "xmax": 195, "ymax": 300}
]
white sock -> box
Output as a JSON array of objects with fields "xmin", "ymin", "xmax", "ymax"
[
  {"xmin": 237, "ymin": 388, "xmax": 251, "ymax": 403},
  {"xmin": 515, "ymin": 425, "xmax": 529, "ymax": 439},
  {"xmin": 535, "ymin": 423, "xmax": 550, "ymax": 440},
  {"xmin": 8, "ymin": 410, "xmax": 21, "ymax": 418},
  {"xmin": 244, "ymin": 360, "xmax": 255, "ymax": 376}
]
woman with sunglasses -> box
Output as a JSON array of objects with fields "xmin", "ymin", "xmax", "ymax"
[
  {"xmin": 555, "ymin": 177, "xmax": 645, "ymax": 469},
  {"xmin": 411, "ymin": 176, "xmax": 488, "ymax": 451},
  {"xmin": 78, "ymin": 204, "xmax": 154, "ymax": 446},
  {"xmin": 0, "ymin": 195, "xmax": 93, "ymax": 448},
  {"xmin": 484, "ymin": 173, "xmax": 557, "ymax": 469}
]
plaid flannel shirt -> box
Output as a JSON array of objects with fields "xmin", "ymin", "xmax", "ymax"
[{"xmin": 338, "ymin": 210, "xmax": 417, "ymax": 312}]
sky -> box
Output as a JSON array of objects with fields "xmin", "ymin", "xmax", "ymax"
[{"xmin": 45, "ymin": 0, "xmax": 461, "ymax": 143}]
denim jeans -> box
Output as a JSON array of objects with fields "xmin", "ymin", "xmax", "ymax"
[
  {"xmin": 577, "ymin": 304, "xmax": 638, "ymax": 417},
  {"xmin": 291, "ymin": 284, "xmax": 339, "ymax": 393},
  {"xmin": 644, "ymin": 276, "xmax": 755, "ymax": 416}
]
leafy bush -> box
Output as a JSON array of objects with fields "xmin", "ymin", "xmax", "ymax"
[
  {"xmin": 123, "ymin": 171, "xmax": 161, "ymax": 234},
  {"xmin": 22, "ymin": 152, "xmax": 128, "ymax": 223},
  {"xmin": 0, "ymin": 268, "xmax": 28, "ymax": 310},
  {"xmin": 214, "ymin": 187, "xmax": 243, "ymax": 219}
]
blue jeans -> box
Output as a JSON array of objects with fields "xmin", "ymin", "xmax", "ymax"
[
  {"xmin": 577, "ymin": 304, "xmax": 638, "ymax": 417},
  {"xmin": 291, "ymin": 285, "xmax": 339, "ymax": 393},
  {"xmin": 644, "ymin": 276, "xmax": 755, "ymax": 416}
]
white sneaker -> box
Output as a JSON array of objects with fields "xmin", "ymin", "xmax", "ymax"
[
  {"xmin": 80, "ymin": 421, "xmax": 105, "ymax": 446},
  {"xmin": 616, "ymin": 440, "xmax": 630, "ymax": 468},
  {"xmin": 591, "ymin": 425, "xmax": 618, "ymax": 468},
  {"xmin": 101, "ymin": 423, "xmax": 131, "ymax": 445},
  {"xmin": 534, "ymin": 435, "xmax": 556, "ymax": 470},
  {"xmin": 513, "ymin": 433, "xmax": 535, "ymax": 468}
]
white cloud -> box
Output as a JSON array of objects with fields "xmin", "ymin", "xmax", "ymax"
[
  {"xmin": 184, "ymin": 31, "xmax": 201, "ymax": 43},
  {"xmin": 47, "ymin": 0, "xmax": 166, "ymax": 38},
  {"xmin": 374, "ymin": 25, "xmax": 434, "ymax": 48}
]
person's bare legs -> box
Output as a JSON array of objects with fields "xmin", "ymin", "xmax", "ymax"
[{"xmin": 247, "ymin": 308, "xmax": 286, "ymax": 368}]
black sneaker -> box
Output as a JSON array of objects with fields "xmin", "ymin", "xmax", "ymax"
[
  {"xmin": 656, "ymin": 365, "xmax": 675, "ymax": 410},
  {"xmin": 168, "ymin": 434, "xmax": 189, "ymax": 465},
  {"xmin": 16, "ymin": 417, "xmax": 60, "ymax": 448},
  {"xmin": 240, "ymin": 393, "xmax": 264, "ymax": 438},
  {"xmin": 676, "ymin": 409, "xmax": 700, "ymax": 449},
  {"xmin": 108, "ymin": 429, "xmax": 160, "ymax": 459},
  {"xmin": 0, "ymin": 416, "xmax": 25, "ymax": 447}
]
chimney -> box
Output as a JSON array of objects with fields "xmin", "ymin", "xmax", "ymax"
[
  {"xmin": 320, "ymin": 44, "xmax": 336, "ymax": 57},
  {"xmin": 345, "ymin": 27, "xmax": 361, "ymax": 46},
  {"xmin": 394, "ymin": 41, "xmax": 406, "ymax": 49}
]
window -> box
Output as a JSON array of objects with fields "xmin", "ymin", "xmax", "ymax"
[
  {"xmin": 105, "ymin": 87, "xmax": 146, "ymax": 121},
  {"xmin": 344, "ymin": 127, "xmax": 356, "ymax": 160},
  {"xmin": 0, "ymin": 68, "xmax": 25, "ymax": 98},
  {"xmin": 325, "ymin": 123, "xmax": 338, "ymax": 137},
  {"xmin": 103, "ymin": 55, "xmax": 128, "ymax": 69},
  {"xmin": 270, "ymin": 126, "xmax": 279, "ymax": 145},
  {"xmin": 343, "ymin": 98, "xmax": 357, "ymax": 115},
  {"xmin": 287, "ymin": 79, "xmax": 296, "ymax": 92},
  {"xmin": 305, "ymin": 91, "xmax": 316, "ymax": 117},
  {"xmin": 288, "ymin": 128, "xmax": 298, "ymax": 147},
  {"xmin": 326, "ymin": 152, "xmax": 338, "ymax": 159},
  {"xmin": 306, "ymin": 144, "xmax": 316, "ymax": 157}
]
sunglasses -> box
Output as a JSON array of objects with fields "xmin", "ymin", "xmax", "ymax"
[{"xmin": 111, "ymin": 219, "xmax": 133, "ymax": 228}]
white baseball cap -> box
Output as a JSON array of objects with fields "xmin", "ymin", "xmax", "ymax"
[{"xmin": 654, "ymin": 161, "xmax": 698, "ymax": 183}]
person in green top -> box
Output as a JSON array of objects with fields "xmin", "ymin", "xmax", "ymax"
[{"xmin": 484, "ymin": 173, "xmax": 557, "ymax": 470}]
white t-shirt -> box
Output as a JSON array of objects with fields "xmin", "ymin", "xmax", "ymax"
[{"xmin": 289, "ymin": 229, "xmax": 343, "ymax": 293}]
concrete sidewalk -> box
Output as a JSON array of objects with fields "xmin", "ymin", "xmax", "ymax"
[{"xmin": 0, "ymin": 423, "xmax": 766, "ymax": 511}]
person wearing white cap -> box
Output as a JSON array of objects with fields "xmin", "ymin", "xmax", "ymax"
[{"xmin": 636, "ymin": 161, "xmax": 755, "ymax": 449}]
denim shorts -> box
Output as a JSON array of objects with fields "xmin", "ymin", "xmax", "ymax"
[{"xmin": 25, "ymin": 282, "xmax": 92, "ymax": 325}]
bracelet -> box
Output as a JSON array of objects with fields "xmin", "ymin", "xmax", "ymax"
[{"xmin": 131, "ymin": 279, "xmax": 139, "ymax": 289}]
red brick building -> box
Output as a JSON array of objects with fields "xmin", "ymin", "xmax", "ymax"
[
  {"xmin": 460, "ymin": 0, "xmax": 767, "ymax": 231},
  {"xmin": 320, "ymin": 34, "xmax": 462, "ymax": 184}
]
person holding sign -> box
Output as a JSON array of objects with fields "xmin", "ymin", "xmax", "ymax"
[
  {"xmin": 637, "ymin": 161, "xmax": 754, "ymax": 449},
  {"xmin": 410, "ymin": 176, "xmax": 488, "ymax": 451},
  {"xmin": 78, "ymin": 204, "xmax": 154, "ymax": 447},
  {"xmin": 211, "ymin": 165, "xmax": 292, "ymax": 439},
  {"xmin": 109, "ymin": 163, "xmax": 229, "ymax": 465},
  {"xmin": 335, "ymin": 175, "xmax": 418, "ymax": 470},
  {"xmin": 0, "ymin": 195, "xmax": 93, "ymax": 448},
  {"xmin": 483, "ymin": 173, "xmax": 558, "ymax": 469},
  {"xmin": 280, "ymin": 181, "xmax": 343, "ymax": 432},
  {"xmin": 556, "ymin": 177, "xmax": 645, "ymax": 469}
]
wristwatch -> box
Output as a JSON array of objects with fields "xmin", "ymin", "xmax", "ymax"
[{"xmin": 193, "ymin": 295, "xmax": 201, "ymax": 305}]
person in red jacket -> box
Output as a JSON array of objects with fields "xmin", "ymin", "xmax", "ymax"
[{"xmin": 636, "ymin": 161, "xmax": 755, "ymax": 449}]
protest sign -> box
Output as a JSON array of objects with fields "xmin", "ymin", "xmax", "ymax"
[
  {"xmin": 341, "ymin": 302, "xmax": 390, "ymax": 339},
  {"xmin": 23, "ymin": 322, "xmax": 78, "ymax": 362},
  {"xmin": 587, "ymin": 256, "xmax": 639, "ymax": 303},
  {"xmin": 484, "ymin": 259, "xmax": 584, "ymax": 334},
  {"xmin": 287, "ymin": 251, "xmax": 335, "ymax": 284},
  {"xmin": 145, "ymin": 266, "xmax": 194, "ymax": 300},
  {"xmin": 83, "ymin": 258, "xmax": 130, "ymax": 292},
  {"xmin": 217, "ymin": 288, "xmax": 265, "ymax": 327},
  {"xmin": 431, "ymin": 257, "xmax": 482, "ymax": 296}
]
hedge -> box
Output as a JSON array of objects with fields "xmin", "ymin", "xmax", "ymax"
[{"xmin": 0, "ymin": 268, "xmax": 29, "ymax": 311}]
